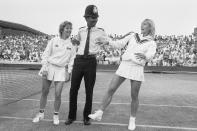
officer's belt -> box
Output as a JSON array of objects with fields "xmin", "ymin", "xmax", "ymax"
[{"xmin": 76, "ymin": 54, "xmax": 96, "ymax": 59}]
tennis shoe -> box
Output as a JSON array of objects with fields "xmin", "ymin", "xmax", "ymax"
[
  {"xmin": 53, "ymin": 115, "xmax": 59, "ymax": 125},
  {"xmin": 32, "ymin": 112, "xmax": 44, "ymax": 123},
  {"xmin": 88, "ymin": 110, "xmax": 103, "ymax": 121},
  {"xmin": 128, "ymin": 117, "xmax": 136, "ymax": 130}
]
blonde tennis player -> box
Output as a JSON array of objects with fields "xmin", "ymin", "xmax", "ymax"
[
  {"xmin": 88, "ymin": 19, "xmax": 157, "ymax": 130},
  {"xmin": 32, "ymin": 21, "xmax": 76, "ymax": 125}
]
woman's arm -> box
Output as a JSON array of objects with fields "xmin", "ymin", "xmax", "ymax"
[
  {"xmin": 96, "ymin": 32, "xmax": 134, "ymax": 49},
  {"xmin": 134, "ymin": 41, "xmax": 157, "ymax": 65},
  {"xmin": 108, "ymin": 32, "xmax": 134, "ymax": 49},
  {"xmin": 41, "ymin": 39, "xmax": 53, "ymax": 69},
  {"xmin": 108, "ymin": 34, "xmax": 132, "ymax": 49}
]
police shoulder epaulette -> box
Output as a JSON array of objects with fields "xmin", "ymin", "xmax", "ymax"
[
  {"xmin": 97, "ymin": 27, "xmax": 105, "ymax": 31},
  {"xmin": 79, "ymin": 26, "xmax": 86, "ymax": 30},
  {"xmin": 140, "ymin": 39, "xmax": 149, "ymax": 44}
]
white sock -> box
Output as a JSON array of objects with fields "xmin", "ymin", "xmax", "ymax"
[
  {"xmin": 39, "ymin": 112, "xmax": 44, "ymax": 115},
  {"xmin": 130, "ymin": 116, "xmax": 136, "ymax": 121}
]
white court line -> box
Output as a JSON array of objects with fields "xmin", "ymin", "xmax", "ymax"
[
  {"xmin": 2, "ymin": 97, "xmax": 197, "ymax": 109},
  {"xmin": 0, "ymin": 116, "xmax": 197, "ymax": 131}
]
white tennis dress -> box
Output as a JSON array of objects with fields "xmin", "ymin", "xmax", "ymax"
[
  {"xmin": 109, "ymin": 33, "xmax": 157, "ymax": 81},
  {"xmin": 39, "ymin": 37, "xmax": 76, "ymax": 81}
]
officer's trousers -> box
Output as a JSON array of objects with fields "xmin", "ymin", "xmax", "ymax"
[{"xmin": 68, "ymin": 55, "xmax": 97, "ymax": 120}]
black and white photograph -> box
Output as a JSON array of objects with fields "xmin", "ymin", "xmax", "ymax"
[{"xmin": 0, "ymin": 0, "xmax": 197, "ymax": 131}]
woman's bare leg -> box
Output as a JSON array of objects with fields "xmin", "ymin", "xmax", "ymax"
[{"xmin": 100, "ymin": 75, "xmax": 126, "ymax": 111}]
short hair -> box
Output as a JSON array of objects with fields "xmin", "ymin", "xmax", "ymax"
[
  {"xmin": 142, "ymin": 19, "xmax": 155, "ymax": 37},
  {"xmin": 59, "ymin": 21, "xmax": 72, "ymax": 36}
]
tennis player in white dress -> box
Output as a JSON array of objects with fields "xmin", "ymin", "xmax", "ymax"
[
  {"xmin": 88, "ymin": 19, "xmax": 157, "ymax": 130},
  {"xmin": 32, "ymin": 21, "xmax": 76, "ymax": 125}
]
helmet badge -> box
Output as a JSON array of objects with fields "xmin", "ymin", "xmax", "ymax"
[{"xmin": 93, "ymin": 6, "xmax": 98, "ymax": 14}]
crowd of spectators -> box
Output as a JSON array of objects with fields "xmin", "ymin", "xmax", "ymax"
[
  {"xmin": 150, "ymin": 35, "xmax": 197, "ymax": 67},
  {"xmin": 0, "ymin": 33, "xmax": 197, "ymax": 66},
  {"xmin": 0, "ymin": 34, "xmax": 49, "ymax": 63}
]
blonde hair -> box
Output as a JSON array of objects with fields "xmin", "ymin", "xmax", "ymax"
[
  {"xmin": 59, "ymin": 21, "xmax": 72, "ymax": 36},
  {"xmin": 142, "ymin": 19, "xmax": 155, "ymax": 37}
]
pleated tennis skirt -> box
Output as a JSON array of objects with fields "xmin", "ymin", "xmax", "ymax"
[
  {"xmin": 39, "ymin": 63, "xmax": 66, "ymax": 82},
  {"xmin": 115, "ymin": 61, "xmax": 145, "ymax": 81}
]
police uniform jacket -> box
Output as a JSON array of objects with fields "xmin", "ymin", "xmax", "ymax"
[{"xmin": 75, "ymin": 26, "xmax": 107, "ymax": 55}]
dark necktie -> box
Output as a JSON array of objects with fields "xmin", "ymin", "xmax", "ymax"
[{"xmin": 84, "ymin": 27, "xmax": 91, "ymax": 56}]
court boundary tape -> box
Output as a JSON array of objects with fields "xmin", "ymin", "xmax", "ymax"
[
  {"xmin": 2, "ymin": 97, "xmax": 197, "ymax": 109},
  {"xmin": 0, "ymin": 116, "xmax": 197, "ymax": 130}
]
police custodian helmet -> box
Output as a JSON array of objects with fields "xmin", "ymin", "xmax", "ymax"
[{"xmin": 84, "ymin": 5, "xmax": 99, "ymax": 18}]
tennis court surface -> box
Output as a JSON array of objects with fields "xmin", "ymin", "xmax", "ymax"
[{"xmin": 1, "ymin": 68, "xmax": 197, "ymax": 131}]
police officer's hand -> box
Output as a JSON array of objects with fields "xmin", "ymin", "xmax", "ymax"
[
  {"xmin": 71, "ymin": 38, "xmax": 80, "ymax": 45},
  {"xmin": 95, "ymin": 36, "xmax": 109, "ymax": 46}
]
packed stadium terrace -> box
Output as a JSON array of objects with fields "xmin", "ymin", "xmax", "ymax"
[
  {"xmin": 0, "ymin": 34, "xmax": 197, "ymax": 66},
  {"xmin": 0, "ymin": 34, "xmax": 49, "ymax": 63}
]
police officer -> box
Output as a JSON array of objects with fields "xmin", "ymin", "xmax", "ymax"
[{"xmin": 65, "ymin": 5, "xmax": 107, "ymax": 125}]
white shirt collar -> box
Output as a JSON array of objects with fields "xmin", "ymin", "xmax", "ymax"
[
  {"xmin": 58, "ymin": 36, "xmax": 70, "ymax": 40},
  {"xmin": 140, "ymin": 34, "xmax": 153, "ymax": 40},
  {"xmin": 86, "ymin": 26, "xmax": 97, "ymax": 30}
]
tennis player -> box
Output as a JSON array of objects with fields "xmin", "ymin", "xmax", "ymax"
[
  {"xmin": 88, "ymin": 19, "xmax": 157, "ymax": 130},
  {"xmin": 32, "ymin": 21, "xmax": 76, "ymax": 125}
]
